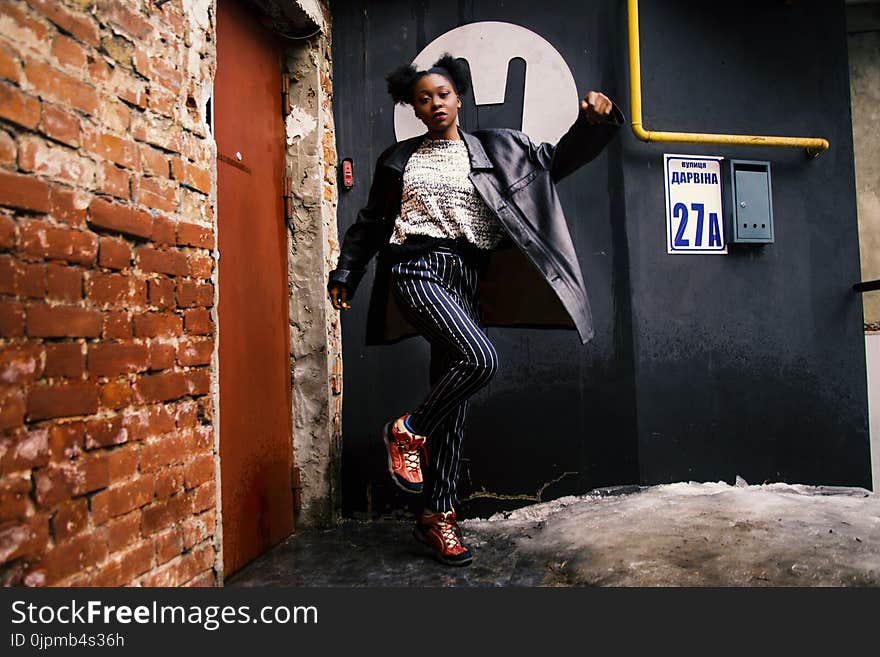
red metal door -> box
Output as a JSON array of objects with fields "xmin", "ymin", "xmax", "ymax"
[{"xmin": 215, "ymin": 0, "xmax": 294, "ymax": 576}]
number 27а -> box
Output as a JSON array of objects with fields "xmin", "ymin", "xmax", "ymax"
[{"xmin": 673, "ymin": 202, "xmax": 723, "ymax": 248}]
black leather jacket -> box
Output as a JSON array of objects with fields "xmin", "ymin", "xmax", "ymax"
[{"xmin": 329, "ymin": 102, "xmax": 624, "ymax": 346}]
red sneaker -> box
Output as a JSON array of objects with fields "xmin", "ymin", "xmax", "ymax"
[
  {"xmin": 382, "ymin": 414, "xmax": 427, "ymax": 494},
  {"xmin": 413, "ymin": 509, "xmax": 473, "ymax": 566}
]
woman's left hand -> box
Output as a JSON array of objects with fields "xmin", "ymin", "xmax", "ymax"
[{"xmin": 580, "ymin": 91, "xmax": 613, "ymax": 124}]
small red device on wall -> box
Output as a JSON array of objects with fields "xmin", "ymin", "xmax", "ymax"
[{"xmin": 342, "ymin": 158, "xmax": 353, "ymax": 190}]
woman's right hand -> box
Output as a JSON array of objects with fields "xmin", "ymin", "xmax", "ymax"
[{"xmin": 328, "ymin": 283, "xmax": 351, "ymax": 311}]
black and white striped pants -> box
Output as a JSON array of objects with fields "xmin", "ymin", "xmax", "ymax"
[{"xmin": 390, "ymin": 246, "xmax": 499, "ymax": 512}]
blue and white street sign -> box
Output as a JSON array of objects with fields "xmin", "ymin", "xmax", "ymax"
[{"xmin": 664, "ymin": 154, "xmax": 726, "ymax": 254}]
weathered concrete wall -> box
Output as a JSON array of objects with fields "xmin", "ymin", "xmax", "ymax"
[
  {"xmin": 282, "ymin": 0, "xmax": 341, "ymax": 528},
  {"xmin": 0, "ymin": 0, "xmax": 218, "ymax": 586},
  {"xmin": 850, "ymin": 29, "xmax": 880, "ymax": 329},
  {"xmin": 867, "ymin": 334, "xmax": 880, "ymax": 489},
  {"xmin": 293, "ymin": 0, "xmax": 323, "ymax": 28},
  {"xmin": 848, "ymin": 5, "xmax": 880, "ymax": 492}
]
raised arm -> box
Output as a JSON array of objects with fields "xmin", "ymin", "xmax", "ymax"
[{"xmin": 524, "ymin": 90, "xmax": 625, "ymax": 183}]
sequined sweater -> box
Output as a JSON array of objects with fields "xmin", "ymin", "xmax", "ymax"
[{"xmin": 388, "ymin": 137, "xmax": 506, "ymax": 251}]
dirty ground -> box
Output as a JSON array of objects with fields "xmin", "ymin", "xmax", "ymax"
[{"xmin": 228, "ymin": 481, "xmax": 880, "ymax": 587}]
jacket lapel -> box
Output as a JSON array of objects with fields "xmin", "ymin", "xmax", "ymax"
[
  {"xmin": 382, "ymin": 135, "xmax": 421, "ymax": 173},
  {"xmin": 382, "ymin": 126, "xmax": 494, "ymax": 173},
  {"xmin": 460, "ymin": 128, "xmax": 493, "ymax": 170}
]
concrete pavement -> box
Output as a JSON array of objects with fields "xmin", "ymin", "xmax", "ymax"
[{"xmin": 228, "ymin": 481, "xmax": 880, "ymax": 587}]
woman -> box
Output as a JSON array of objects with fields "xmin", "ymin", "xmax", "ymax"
[{"xmin": 328, "ymin": 53, "xmax": 622, "ymax": 566}]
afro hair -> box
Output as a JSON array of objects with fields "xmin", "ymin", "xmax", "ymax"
[{"xmin": 385, "ymin": 53, "xmax": 471, "ymax": 106}]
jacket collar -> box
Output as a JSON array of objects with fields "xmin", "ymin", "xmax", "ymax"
[{"xmin": 382, "ymin": 125, "xmax": 493, "ymax": 173}]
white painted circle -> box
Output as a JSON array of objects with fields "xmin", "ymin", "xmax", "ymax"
[{"xmin": 393, "ymin": 21, "xmax": 579, "ymax": 145}]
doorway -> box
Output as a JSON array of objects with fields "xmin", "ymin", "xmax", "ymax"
[{"xmin": 215, "ymin": 0, "xmax": 295, "ymax": 576}]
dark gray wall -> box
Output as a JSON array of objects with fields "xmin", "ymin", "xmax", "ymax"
[
  {"xmin": 330, "ymin": 0, "xmax": 871, "ymax": 518},
  {"xmin": 626, "ymin": 0, "xmax": 869, "ymax": 487}
]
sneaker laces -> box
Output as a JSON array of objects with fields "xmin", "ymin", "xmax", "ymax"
[
  {"xmin": 435, "ymin": 512, "xmax": 463, "ymax": 551},
  {"xmin": 396, "ymin": 433, "xmax": 428, "ymax": 470}
]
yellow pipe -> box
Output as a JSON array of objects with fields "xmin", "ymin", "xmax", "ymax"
[{"xmin": 627, "ymin": 0, "xmax": 829, "ymax": 158}]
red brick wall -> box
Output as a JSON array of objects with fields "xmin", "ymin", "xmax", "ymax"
[{"xmin": 0, "ymin": 0, "xmax": 218, "ymax": 586}]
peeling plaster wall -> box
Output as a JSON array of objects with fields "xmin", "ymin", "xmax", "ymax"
[
  {"xmin": 848, "ymin": 11, "xmax": 880, "ymax": 491},
  {"xmin": 293, "ymin": 0, "xmax": 324, "ymax": 31},
  {"xmin": 281, "ymin": 0, "xmax": 340, "ymax": 527},
  {"xmin": 850, "ymin": 29, "xmax": 880, "ymax": 329}
]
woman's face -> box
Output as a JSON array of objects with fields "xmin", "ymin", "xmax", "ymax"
[{"xmin": 411, "ymin": 73, "xmax": 460, "ymax": 135}]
